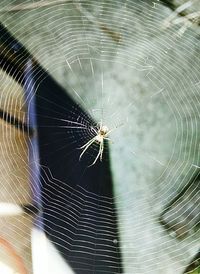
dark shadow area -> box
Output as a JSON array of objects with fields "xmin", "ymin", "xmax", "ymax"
[
  {"xmin": 0, "ymin": 23, "xmax": 123, "ymax": 274},
  {"xmin": 183, "ymin": 250, "xmax": 200, "ymax": 273}
]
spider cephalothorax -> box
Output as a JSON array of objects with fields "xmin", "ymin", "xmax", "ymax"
[
  {"xmin": 79, "ymin": 121, "xmax": 111, "ymax": 166},
  {"xmin": 96, "ymin": 125, "xmax": 109, "ymax": 142}
]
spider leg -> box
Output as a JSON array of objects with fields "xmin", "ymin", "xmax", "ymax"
[
  {"xmin": 106, "ymin": 122, "xmax": 124, "ymax": 136},
  {"xmin": 97, "ymin": 119, "xmax": 103, "ymax": 130},
  {"xmin": 79, "ymin": 138, "xmax": 96, "ymax": 161},
  {"xmin": 90, "ymin": 127, "xmax": 98, "ymax": 135},
  {"xmin": 104, "ymin": 137, "xmax": 114, "ymax": 144},
  {"xmin": 104, "ymin": 137, "xmax": 111, "ymax": 141},
  {"xmin": 79, "ymin": 137, "xmax": 96, "ymax": 149},
  {"xmin": 88, "ymin": 141, "xmax": 103, "ymax": 167},
  {"xmin": 100, "ymin": 140, "xmax": 104, "ymax": 161}
]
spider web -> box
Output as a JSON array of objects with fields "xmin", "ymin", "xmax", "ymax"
[{"xmin": 0, "ymin": 0, "xmax": 200, "ymax": 274}]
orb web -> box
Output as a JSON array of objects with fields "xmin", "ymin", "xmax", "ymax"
[{"xmin": 0, "ymin": 0, "xmax": 200, "ymax": 274}]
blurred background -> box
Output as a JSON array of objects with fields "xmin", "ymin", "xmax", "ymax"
[{"xmin": 0, "ymin": 0, "xmax": 199, "ymax": 273}]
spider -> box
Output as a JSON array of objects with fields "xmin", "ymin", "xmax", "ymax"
[{"xmin": 79, "ymin": 120, "xmax": 112, "ymax": 166}]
